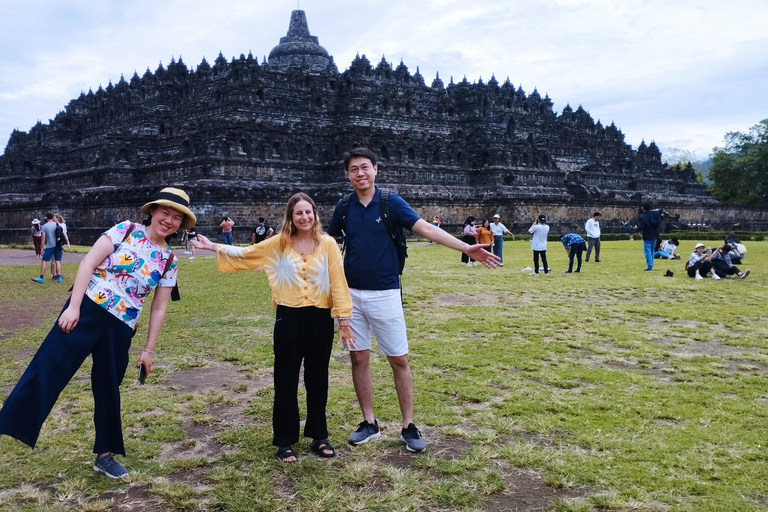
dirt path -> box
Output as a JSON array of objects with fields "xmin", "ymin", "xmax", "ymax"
[{"xmin": 0, "ymin": 248, "xmax": 87, "ymax": 266}]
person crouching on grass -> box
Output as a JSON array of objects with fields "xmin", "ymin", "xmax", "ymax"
[
  {"xmin": 0, "ymin": 187, "xmax": 194, "ymax": 479},
  {"xmin": 194, "ymin": 192, "xmax": 355, "ymax": 462}
]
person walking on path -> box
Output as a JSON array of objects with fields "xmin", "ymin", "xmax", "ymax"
[
  {"xmin": 584, "ymin": 212, "xmax": 602, "ymax": 263},
  {"xmin": 30, "ymin": 219, "xmax": 43, "ymax": 258},
  {"xmin": 561, "ymin": 233, "xmax": 587, "ymax": 273},
  {"xmin": 327, "ymin": 147, "xmax": 499, "ymax": 453},
  {"xmin": 52, "ymin": 214, "xmax": 71, "ymax": 280},
  {"xmin": 490, "ymin": 214, "xmax": 514, "ymax": 266},
  {"xmin": 0, "ymin": 187, "xmax": 194, "ymax": 479},
  {"xmin": 220, "ymin": 216, "xmax": 235, "ymax": 245},
  {"xmin": 634, "ymin": 203, "xmax": 664, "ymax": 271},
  {"xmin": 194, "ymin": 193, "xmax": 355, "ymax": 462},
  {"xmin": 528, "ymin": 214, "xmax": 550, "ymax": 276}
]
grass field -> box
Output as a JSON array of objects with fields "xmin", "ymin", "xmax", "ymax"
[{"xmin": 0, "ymin": 239, "xmax": 766, "ymax": 511}]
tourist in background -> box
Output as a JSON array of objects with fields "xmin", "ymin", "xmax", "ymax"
[
  {"xmin": 634, "ymin": 203, "xmax": 664, "ymax": 271},
  {"xmin": 0, "ymin": 187, "xmax": 193, "ymax": 479},
  {"xmin": 53, "ymin": 214, "xmax": 71, "ymax": 280},
  {"xmin": 32, "ymin": 212, "xmax": 63, "ymax": 284},
  {"xmin": 724, "ymin": 232, "xmax": 746, "ymax": 264},
  {"xmin": 687, "ymin": 243, "xmax": 717, "ymax": 280},
  {"xmin": 528, "ymin": 214, "xmax": 550, "ymax": 276},
  {"xmin": 710, "ymin": 244, "xmax": 750, "ymax": 279},
  {"xmin": 584, "ymin": 212, "xmax": 602, "ymax": 263},
  {"xmin": 622, "ymin": 217, "xmax": 632, "ymax": 234},
  {"xmin": 30, "ymin": 218, "xmax": 43, "ymax": 258},
  {"xmin": 461, "ymin": 216, "xmax": 477, "ymax": 267},
  {"xmin": 185, "ymin": 226, "xmax": 198, "ymax": 260},
  {"xmin": 220, "ymin": 216, "xmax": 235, "ymax": 245},
  {"xmin": 654, "ymin": 237, "xmax": 680, "ymax": 260},
  {"xmin": 194, "ymin": 193, "xmax": 354, "ymax": 462},
  {"xmin": 251, "ymin": 216, "xmax": 274, "ymax": 244},
  {"xmin": 561, "ymin": 233, "xmax": 586, "ymax": 273},
  {"xmin": 490, "ymin": 214, "xmax": 515, "ymax": 266},
  {"xmin": 476, "ymin": 219, "xmax": 494, "ymax": 254}
]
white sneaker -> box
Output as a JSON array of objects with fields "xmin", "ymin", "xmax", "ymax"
[
  {"xmin": 529, "ymin": 272, "xmax": 539, "ymax": 277},
  {"xmin": 465, "ymin": 263, "xmax": 471, "ymax": 267},
  {"xmin": 695, "ymin": 272, "xmax": 703, "ymax": 281},
  {"xmin": 711, "ymin": 273, "xmax": 720, "ymax": 280},
  {"xmin": 189, "ymin": 256, "xmax": 196, "ymax": 260}
]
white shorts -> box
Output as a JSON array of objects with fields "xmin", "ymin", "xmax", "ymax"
[{"xmin": 348, "ymin": 288, "xmax": 408, "ymax": 357}]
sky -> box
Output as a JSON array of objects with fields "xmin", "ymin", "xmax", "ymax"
[{"xmin": 1, "ymin": 0, "xmax": 767, "ymax": 161}]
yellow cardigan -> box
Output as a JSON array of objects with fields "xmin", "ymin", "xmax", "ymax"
[{"xmin": 214, "ymin": 234, "xmax": 352, "ymax": 318}]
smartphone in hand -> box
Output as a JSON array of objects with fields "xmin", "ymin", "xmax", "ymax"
[{"xmin": 137, "ymin": 363, "xmax": 147, "ymax": 385}]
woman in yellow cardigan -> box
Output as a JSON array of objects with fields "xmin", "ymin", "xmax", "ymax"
[{"xmin": 195, "ymin": 192, "xmax": 355, "ymax": 462}]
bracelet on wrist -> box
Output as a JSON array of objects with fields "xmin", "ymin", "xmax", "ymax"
[{"xmin": 142, "ymin": 349, "xmax": 154, "ymax": 355}]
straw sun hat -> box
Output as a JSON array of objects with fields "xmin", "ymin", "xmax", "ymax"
[{"xmin": 140, "ymin": 187, "xmax": 197, "ymax": 229}]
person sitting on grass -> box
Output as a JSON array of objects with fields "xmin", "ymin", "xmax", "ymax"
[
  {"xmin": 687, "ymin": 243, "xmax": 717, "ymax": 280},
  {"xmin": 710, "ymin": 244, "xmax": 750, "ymax": 280},
  {"xmin": 194, "ymin": 192, "xmax": 355, "ymax": 463},
  {"xmin": 654, "ymin": 237, "xmax": 680, "ymax": 260},
  {"xmin": 0, "ymin": 187, "xmax": 194, "ymax": 479},
  {"xmin": 560, "ymin": 233, "xmax": 586, "ymax": 273}
]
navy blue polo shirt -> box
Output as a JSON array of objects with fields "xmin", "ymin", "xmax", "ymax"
[{"xmin": 327, "ymin": 187, "xmax": 420, "ymax": 290}]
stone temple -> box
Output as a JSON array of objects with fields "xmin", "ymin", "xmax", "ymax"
[{"xmin": 0, "ymin": 10, "xmax": 763, "ymax": 243}]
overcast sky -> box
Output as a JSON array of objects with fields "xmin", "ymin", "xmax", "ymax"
[{"xmin": 1, "ymin": 0, "xmax": 766, "ymax": 161}]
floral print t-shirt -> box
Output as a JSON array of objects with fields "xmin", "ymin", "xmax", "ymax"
[{"xmin": 85, "ymin": 221, "xmax": 178, "ymax": 329}]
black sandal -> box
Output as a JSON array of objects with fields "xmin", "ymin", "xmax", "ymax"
[
  {"xmin": 310, "ymin": 439, "xmax": 336, "ymax": 458},
  {"xmin": 275, "ymin": 446, "xmax": 297, "ymax": 462}
]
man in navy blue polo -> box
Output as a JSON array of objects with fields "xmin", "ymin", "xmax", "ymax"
[{"xmin": 327, "ymin": 147, "xmax": 499, "ymax": 452}]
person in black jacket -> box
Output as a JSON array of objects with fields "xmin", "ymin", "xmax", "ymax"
[{"xmin": 634, "ymin": 203, "xmax": 664, "ymax": 271}]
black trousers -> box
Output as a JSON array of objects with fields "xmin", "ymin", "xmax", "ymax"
[
  {"xmin": 688, "ymin": 260, "xmax": 713, "ymax": 278},
  {"xmin": 272, "ymin": 305, "xmax": 334, "ymax": 447},
  {"xmin": 0, "ymin": 296, "xmax": 132, "ymax": 455},
  {"xmin": 461, "ymin": 235, "xmax": 476, "ymax": 263},
  {"xmin": 533, "ymin": 250, "xmax": 549, "ymax": 274},
  {"xmin": 568, "ymin": 242, "xmax": 586, "ymax": 272}
]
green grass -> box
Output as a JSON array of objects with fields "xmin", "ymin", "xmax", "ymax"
[{"xmin": 1, "ymin": 239, "xmax": 767, "ymax": 511}]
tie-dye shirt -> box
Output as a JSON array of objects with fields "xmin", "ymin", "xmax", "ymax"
[
  {"xmin": 85, "ymin": 221, "xmax": 178, "ymax": 328},
  {"xmin": 214, "ymin": 234, "xmax": 352, "ymax": 318}
]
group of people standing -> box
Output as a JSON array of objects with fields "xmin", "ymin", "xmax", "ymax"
[
  {"xmin": 30, "ymin": 212, "xmax": 71, "ymax": 283},
  {"xmin": 2, "ymin": 148, "xmax": 500, "ymax": 477}
]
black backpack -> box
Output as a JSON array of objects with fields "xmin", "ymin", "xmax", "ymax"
[
  {"xmin": 339, "ymin": 188, "xmax": 408, "ymax": 275},
  {"xmin": 54, "ymin": 224, "xmax": 65, "ymax": 248}
]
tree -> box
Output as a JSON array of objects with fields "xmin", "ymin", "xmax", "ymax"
[{"xmin": 707, "ymin": 119, "xmax": 768, "ymax": 205}]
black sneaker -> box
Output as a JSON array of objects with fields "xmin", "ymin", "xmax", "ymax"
[
  {"xmin": 400, "ymin": 423, "xmax": 426, "ymax": 452},
  {"xmin": 347, "ymin": 420, "xmax": 381, "ymax": 445},
  {"xmin": 93, "ymin": 454, "xmax": 128, "ymax": 479}
]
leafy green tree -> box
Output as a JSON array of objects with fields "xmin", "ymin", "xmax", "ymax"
[{"xmin": 707, "ymin": 119, "xmax": 768, "ymax": 204}]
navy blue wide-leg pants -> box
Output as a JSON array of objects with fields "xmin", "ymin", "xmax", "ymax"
[{"xmin": 0, "ymin": 296, "xmax": 132, "ymax": 455}]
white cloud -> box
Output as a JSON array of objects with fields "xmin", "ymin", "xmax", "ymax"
[{"xmin": 1, "ymin": 0, "xmax": 767, "ymax": 156}]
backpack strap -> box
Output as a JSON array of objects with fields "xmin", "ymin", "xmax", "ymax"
[
  {"xmin": 379, "ymin": 188, "xmax": 408, "ymax": 275},
  {"xmin": 339, "ymin": 192, "xmax": 354, "ymax": 256}
]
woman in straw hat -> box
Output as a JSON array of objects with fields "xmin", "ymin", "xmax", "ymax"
[
  {"xmin": 194, "ymin": 192, "xmax": 354, "ymax": 462},
  {"xmin": 0, "ymin": 187, "xmax": 195, "ymax": 479}
]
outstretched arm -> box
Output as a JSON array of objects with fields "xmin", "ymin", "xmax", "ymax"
[{"xmin": 411, "ymin": 219, "xmax": 500, "ymax": 268}]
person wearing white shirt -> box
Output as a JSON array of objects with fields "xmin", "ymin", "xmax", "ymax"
[
  {"xmin": 584, "ymin": 212, "xmax": 601, "ymax": 263},
  {"xmin": 490, "ymin": 214, "xmax": 515, "ymax": 266},
  {"xmin": 528, "ymin": 214, "xmax": 550, "ymax": 275}
]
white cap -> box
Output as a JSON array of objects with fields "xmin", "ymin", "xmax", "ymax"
[
  {"xmin": 32, "ymin": 218, "xmax": 40, "ymax": 224},
  {"xmin": 695, "ymin": 243, "xmax": 705, "ymax": 249},
  {"xmin": 493, "ymin": 214, "xmax": 500, "ymax": 218}
]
